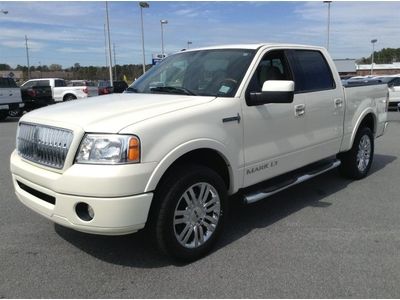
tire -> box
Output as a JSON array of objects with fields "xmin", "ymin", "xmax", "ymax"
[
  {"xmin": 0, "ymin": 111, "xmax": 7, "ymax": 121},
  {"xmin": 150, "ymin": 165, "xmax": 228, "ymax": 262},
  {"xmin": 63, "ymin": 94, "xmax": 77, "ymax": 101},
  {"xmin": 338, "ymin": 127, "xmax": 374, "ymax": 179}
]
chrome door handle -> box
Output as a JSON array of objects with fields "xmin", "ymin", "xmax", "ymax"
[
  {"xmin": 294, "ymin": 104, "xmax": 306, "ymax": 117},
  {"xmin": 334, "ymin": 98, "xmax": 343, "ymax": 108}
]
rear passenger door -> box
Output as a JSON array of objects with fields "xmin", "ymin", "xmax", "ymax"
[{"xmin": 286, "ymin": 49, "xmax": 344, "ymax": 158}]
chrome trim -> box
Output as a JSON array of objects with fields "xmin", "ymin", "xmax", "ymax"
[
  {"xmin": 244, "ymin": 160, "xmax": 341, "ymax": 204},
  {"xmin": 17, "ymin": 123, "xmax": 73, "ymax": 169}
]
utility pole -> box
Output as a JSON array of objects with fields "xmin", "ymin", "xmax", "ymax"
[
  {"xmin": 25, "ymin": 35, "xmax": 30, "ymax": 80},
  {"xmin": 323, "ymin": 1, "xmax": 332, "ymax": 51},
  {"xmin": 105, "ymin": 1, "xmax": 113, "ymax": 86},
  {"xmin": 139, "ymin": 2, "xmax": 149, "ymax": 75},
  {"xmin": 103, "ymin": 23, "xmax": 109, "ymax": 71},
  {"xmin": 113, "ymin": 43, "xmax": 117, "ymax": 80}
]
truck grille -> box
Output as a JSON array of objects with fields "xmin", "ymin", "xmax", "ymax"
[{"xmin": 17, "ymin": 123, "xmax": 73, "ymax": 169}]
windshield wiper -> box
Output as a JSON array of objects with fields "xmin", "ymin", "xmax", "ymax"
[{"xmin": 150, "ymin": 86, "xmax": 197, "ymax": 96}]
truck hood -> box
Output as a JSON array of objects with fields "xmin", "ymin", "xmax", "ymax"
[{"xmin": 21, "ymin": 93, "xmax": 216, "ymax": 133}]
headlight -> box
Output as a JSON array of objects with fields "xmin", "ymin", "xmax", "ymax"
[{"xmin": 75, "ymin": 134, "xmax": 140, "ymax": 164}]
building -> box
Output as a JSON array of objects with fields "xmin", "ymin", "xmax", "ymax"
[
  {"xmin": 333, "ymin": 59, "xmax": 357, "ymax": 77},
  {"xmin": 356, "ymin": 62, "xmax": 400, "ymax": 76}
]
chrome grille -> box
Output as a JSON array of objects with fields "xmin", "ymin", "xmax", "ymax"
[{"xmin": 17, "ymin": 123, "xmax": 74, "ymax": 169}]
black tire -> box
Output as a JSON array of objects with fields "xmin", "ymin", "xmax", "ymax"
[
  {"xmin": 150, "ymin": 165, "xmax": 228, "ymax": 262},
  {"xmin": 338, "ymin": 127, "xmax": 374, "ymax": 179},
  {"xmin": 0, "ymin": 111, "xmax": 7, "ymax": 121},
  {"xmin": 63, "ymin": 94, "xmax": 76, "ymax": 101}
]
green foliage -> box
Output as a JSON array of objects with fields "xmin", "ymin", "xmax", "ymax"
[
  {"xmin": 0, "ymin": 64, "xmax": 11, "ymax": 71},
  {"xmin": 358, "ymin": 48, "xmax": 400, "ymax": 64}
]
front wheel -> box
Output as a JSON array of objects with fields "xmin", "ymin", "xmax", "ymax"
[
  {"xmin": 150, "ymin": 165, "xmax": 227, "ymax": 262},
  {"xmin": 338, "ymin": 127, "xmax": 374, "ymax": 179}
]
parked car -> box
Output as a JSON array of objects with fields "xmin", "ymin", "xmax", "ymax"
[
  {"xmin": 113, "ymin": 81, "xmax": 128, "ymax": 93},
  {"xmin": 0, "ymin": 77, "xmax": 24, "ymax": 120},
  {"xmin": 98, "ymin": 80, "xmax": 113, "ymax": 95},
  {"xmin": 10, "ymin": 43, "xmax": 388, "ymax": 261},
  {"xmin": 372, "ymin": 75, "xmax": 400, "ymax": 111},
  {"xmin": 67, "ymin": 80, "xmax": 99, "ymax": 97},
  {"xmin": 22, "ymin": 78, "xmax": 91, "ymax": 102},
  {"xmin": 20, "ymin": 79, "xmax": 53, "ymax": 111}
]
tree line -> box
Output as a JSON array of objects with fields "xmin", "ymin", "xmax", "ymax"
[
  {"xmin": 0, "ymin": 63, "xmax": 153, "ymax": 81},
  {"xmin": 357, "ymin": 48, "xmax": 400, "ymax": 64}
]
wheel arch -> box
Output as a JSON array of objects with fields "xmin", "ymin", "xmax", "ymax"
[
  {"xmin": 63, "ymin": 93, "xmax": 77, "ymax": 101},
  {"xmin": 349, "ymin": 110, "xmax": 376, "ymax": 149},
  {"xmin": 145, "ymin": 140, "xmax": 235, "ymax": 195}
]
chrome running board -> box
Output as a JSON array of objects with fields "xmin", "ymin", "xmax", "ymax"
[{"xmin": 243, "ymin": 160, "xmax": 341, "ymax": 204}]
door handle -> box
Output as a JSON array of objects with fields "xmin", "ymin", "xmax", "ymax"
[
  {"xmin": 294, "ymin": 104, "xmax": 306, "ymax": 117},
  {"xmin": 334, "ymin": 98, "xmax": 343, "ymax": 108}
]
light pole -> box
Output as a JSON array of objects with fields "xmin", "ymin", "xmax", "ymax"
[
  {"xmin": 139, "ymin": 2, "xmax": 149, "ymax": 74},
  {"xmin": 371, "ymin": 38, "xmax": 378, "ymax": 75},
  {"xmin": 105, "ymin": 1, "xmax": 113, "ymax": 87},
  {"xmin": 187, "ymin": 41, "xmax": 192, "ymax": 49},
  {"xmin": 25, "ymin": 35, "xmax": 30, "ymax": 80},
  {"xmin": 160, "ymin": 19, "xmax": 168, "ymax": 59},
  {"xmin": 323, "ymin": 1, "xmax": 332, "ymax": 51}
]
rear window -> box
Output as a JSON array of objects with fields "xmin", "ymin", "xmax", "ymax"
[
  {"xmin": 55, "ymin": 80, "xmax": 66, "ymax": 87},
  {"xmin": 290, "ymin": 50, "xmax": 335, "ymax": 93}
]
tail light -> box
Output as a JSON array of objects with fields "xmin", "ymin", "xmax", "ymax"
[{"xmin": 83, "ymin": 87, "xmax": 88, "ymax": 94}]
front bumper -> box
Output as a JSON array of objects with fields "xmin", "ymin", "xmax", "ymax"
[{"xmin": 10, "ymin": 151, "xmax": 155, "ymax": 235}]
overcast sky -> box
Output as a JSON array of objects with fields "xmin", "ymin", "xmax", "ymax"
[{"xmin": 0, "ymin": 1, "xmax": 399, "ymax": 68}]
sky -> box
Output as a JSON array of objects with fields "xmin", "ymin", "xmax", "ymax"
[{"xmin": 0, "ymin": 1, "xmax": 399, "ymax": 68}]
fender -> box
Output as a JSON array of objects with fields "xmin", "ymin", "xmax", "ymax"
[
  {"xmin": 348, "ymin": 108, "xmax": 376, "ymax": 150},
  {"xmin": 144, "ymin": 138, "xmax": 239, "ymax": 194}
]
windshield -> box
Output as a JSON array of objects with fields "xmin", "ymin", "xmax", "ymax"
[{"xmin": 127, "ymin": 49, "xmax": 255, "ymax": 97}]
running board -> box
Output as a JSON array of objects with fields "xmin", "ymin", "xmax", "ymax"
[{"xmin": 243, "ymin": 160, "xmax": 341, "ymax": 204}]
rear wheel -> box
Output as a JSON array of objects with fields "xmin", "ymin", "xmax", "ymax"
[
  {"xmin": 338, "ymin": 127, "xmax": 374, "ymax": 179},
  {"xmin": 63, "ymin": 94, "xmax": 77, "ymax": 101},
  {"xmin": 0, "ymin": 111, "xmax": 8, "ymax": 121},
  {"xmin": 150, "ymin": 165, "xmax": 227, "ymax": 262}
]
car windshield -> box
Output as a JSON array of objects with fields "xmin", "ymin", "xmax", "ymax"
[{"xmin": 127, "ymin": 49, "xmax": 256, "ymax": 97}]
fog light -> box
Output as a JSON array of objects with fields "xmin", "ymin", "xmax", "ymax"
[{"xmin": 75, "ymin": 202, "xmax": 95, "ymax": 221}]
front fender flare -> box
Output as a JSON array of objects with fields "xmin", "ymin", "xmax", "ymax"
[{"xmin": 144, "ymin": 139, "xmax": 236, "ymax": 194}]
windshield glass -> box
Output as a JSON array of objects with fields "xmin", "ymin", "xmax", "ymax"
[{"xmin": 127, "ymin": 49, "xmax": 255, "ymax": 97}]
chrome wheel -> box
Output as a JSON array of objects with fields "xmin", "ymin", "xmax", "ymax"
[
  {"xmin": 173, "ymin": 182, "xmax": 221, "ymax": 249},
  {"xmin": 357, "ymin": 134, "xmax": 371, "ymax": 172}
]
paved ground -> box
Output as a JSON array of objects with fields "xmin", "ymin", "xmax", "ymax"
[{"xmin": 1, "ymin": 113, "xmax": 400, "ymax": 298}]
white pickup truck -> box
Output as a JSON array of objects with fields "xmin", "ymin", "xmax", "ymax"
[
  {"xmin": 10, "ymin": 44, "xmax": 388, "ymax": 261},
  {"xmin": 0, "ymin": 77, "xmax": 24, "ymax": 121},
  {"xmin": 21, "ymin": 78, "xmax": 92, "ymax": 102}
]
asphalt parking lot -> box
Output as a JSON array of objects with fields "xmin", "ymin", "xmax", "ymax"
[{"xmin": 1, "ymin": 113, "xmax": 400, "ymax": 298}]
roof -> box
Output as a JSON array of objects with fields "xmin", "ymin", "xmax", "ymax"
[
  {"xmin": 357, "ymin": 62, "xmax": 400, "ymax": 70},
  {"xmin": 182, "ymin": 43, "xmax": 326, "ymax": 52}
]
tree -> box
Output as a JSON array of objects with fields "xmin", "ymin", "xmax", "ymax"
[
  {"xmin": 49, "ymin": 64, "xmax": 62, "ymax": 71},
  {"xmin": 0, "ymin": 64, "xmax": 11, "ymax": 71}
]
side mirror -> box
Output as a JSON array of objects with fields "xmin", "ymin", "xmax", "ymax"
[{"xmin": 247, "ymin": 80, "xmax": 295, "ymax": 106}]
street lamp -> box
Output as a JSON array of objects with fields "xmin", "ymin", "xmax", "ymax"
[
  {"xmin": 139, "ymin": 2, "xmax": 149, "ymax": 74},
  {"xmin": 0, "ymin": 9, "xmax": 8, "ymax": 14},
  {"xmin": 187, "ymin": 41, "xmax": 192, "ymax": 49},
  {"xmin": 371, "ymin": 38, "xmax": 378, "ymax": 75},
  {"xmin": 160, "ymin": 19, "xmax": 168, "ymax": 59},
  {"xmin": 323, "ymin": 1, "xmax": 332, "ymax": 51},
  {"xmin": 105, "ymin": 1, "xmax": 113, "ymax": 87}
]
